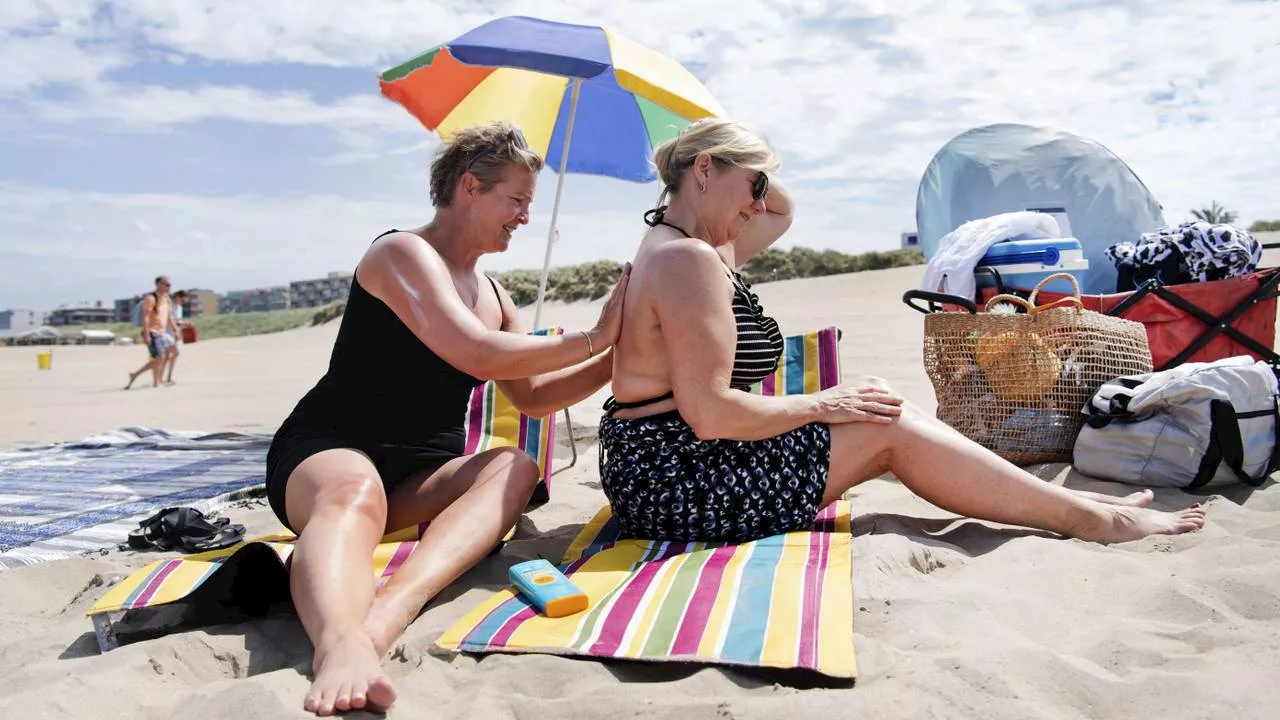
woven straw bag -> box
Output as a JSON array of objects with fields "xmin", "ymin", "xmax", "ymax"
[{"xmin": 916, "ymin": 273, "xmax": 1153, "ymax": 465}]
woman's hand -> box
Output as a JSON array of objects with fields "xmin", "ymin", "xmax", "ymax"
[
  {"xmin": 589, "ymin": 263, "xmax": 631, "ymax": 350},
  {"xmin": 814, "ymin": 375, "xmax": 905, "ymax": 424}
]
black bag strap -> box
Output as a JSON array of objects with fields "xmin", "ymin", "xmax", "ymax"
[
  {"xmin": 1188, "ymin": 398, "xmax": 1279, "ymax": 490},
  {"xmin": 1187, "ymin": 401, "xmax": 1229, "ymax": 490},
  {"xmin": 1262, "ymin": 395, "xmax": 1280, "ymax": 483},
  {"xmin": 1083, "ymin": 377, "xmax": 1146, "ymax": 428},
  {"xmin": 1269, "ymin": 395, "xmax": 1280, "ymax": 478}
]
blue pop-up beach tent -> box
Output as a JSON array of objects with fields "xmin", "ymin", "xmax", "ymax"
[{"xmin": 915, "ymin": 123, "xmax": 1166, "ymax": 295}]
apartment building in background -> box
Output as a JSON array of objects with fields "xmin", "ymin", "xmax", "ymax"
[
  {"xmin": 184, "ymin": 289, "xmax": 219, "ymax": 317},
  {"xmin": 0, "ymin": 309, "xmax": 47, "ymax": 336},
  {"xmin": 47, "ymin": 303, "xmax": 114, "ymax": 326},
  {"xmin": 113, "ymin": 296, "xmax": 140, "ymax": 323},
  {"xmin": 115, "ymin": 288, "xmax": 221, "ymax": 322},
  {"xmin": 219, "ymin": 286, "xmax": 291, "ymax": 314},
  {"xmin": 289, "ymin": 272, "xmax": 352, "ymax": 309}
]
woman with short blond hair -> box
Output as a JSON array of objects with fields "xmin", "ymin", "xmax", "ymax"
[{"xmin": 268, "ymin": 121, "xmax": 629, "ymax": 716}]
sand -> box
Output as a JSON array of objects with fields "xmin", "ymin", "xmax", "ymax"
[{"xmin": 2, "ymin": 264, "xmax": 1277, "ymax": 719}]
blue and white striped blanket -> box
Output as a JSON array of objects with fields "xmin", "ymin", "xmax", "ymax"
[{"xmin": 0, "ymin": 428, "xmax": 269, "ymax": 570}]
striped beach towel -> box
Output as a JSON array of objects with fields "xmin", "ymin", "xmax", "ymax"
[
  {"xmin": 435, "ymin": 501, "xmax": 856, "ymax": 680},
  {"xmin": 85, "ymin": 519, "xmax": 514, "ymax": 653},
  {"xmin": 84, "ymin": 341, "xmax": 564, "ymax": 652},
  {"xmin": 0, "ymin": 429, "xmax": 269, "ymax": 571},
  {"xmin": 435, "ymin": 326, "xmax": 854, "ymax": 680},
  {"xmin": 464, "ymin": 326, "xmax": 562, "ymax": 500}
]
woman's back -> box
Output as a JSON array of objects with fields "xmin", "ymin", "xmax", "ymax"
[
  {"xmin": 609, "ymin": 234, "xmax": 683, "ymax": 405},
  {"xmin": 609, "ymin": 230, "xmax": 782, "ymax": 416}
]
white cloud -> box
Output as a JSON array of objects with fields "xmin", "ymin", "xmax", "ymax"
[
  {"xmin": 0, "ymin": 0, "xmax": 100, "ymax": 34},
  {"xmin": 0, "ymin": 31, "xmax": 130, "ymax": 95},
  {"xmin": 100, "ymin": 0, "xmax": 484, "ymax": 67},
  {"xmin": 2, "ymin": 0, "xmax": 1279, "ymax": 309},
  {"xmin": 0, "ymin": 179, "xmax": 650, "ymax": 303},
  {"xmin": 31, "ymin": 81, "xmax": 418, "ymax": 131}
]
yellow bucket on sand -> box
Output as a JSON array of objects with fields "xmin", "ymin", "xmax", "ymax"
[{"xmin": 36, "ymin": 350, "xmax": 52, "ymax": 370}]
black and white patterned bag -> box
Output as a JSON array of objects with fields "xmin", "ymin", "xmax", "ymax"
[{"xmin": 1105, "ymin": 221, "xmax": 1261, "ymax": 291}]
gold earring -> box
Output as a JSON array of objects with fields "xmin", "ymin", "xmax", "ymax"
[{"xmin": 699, "ymin": 180, "xmax": 707, "ymax": 193}]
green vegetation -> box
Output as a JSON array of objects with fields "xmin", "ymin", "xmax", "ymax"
[
  {"xmin": 737, "ymin": 247, "xmax": 924, "ymax": 285},
  {"xmin": 491, "ymin": 247, "xmax": 926, "ymax": 306},
  {"xmin": 1250, "ymin": 220, "xmax": 1280, "ymax": 233},
  {"xmin": 54, "ymin": 301, "xmax": 345, "ymax": 342},
  {"xmin": 43, "ymin": 246, "xmax": 925, "ymax": 342},
  {"xmin": 190, "ymin": 302, "xmax": 345, "ymax": 338},
  {"xmin": 51, "ymin": 321, "xmax": 138, "ymax": 338}
]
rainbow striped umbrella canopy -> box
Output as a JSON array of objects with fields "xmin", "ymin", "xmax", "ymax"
[
  {"xmin": 378, "ymin": 16, "xmax": 725, "ymax": 325},
  {"xmin": 378, "ymin": 16, "xmax": 725, "ymax": 183}
]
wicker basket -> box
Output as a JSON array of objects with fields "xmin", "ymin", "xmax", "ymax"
[{"xmin": 920, "ymin": 273, "xmax": 1153, "ymax": 465}]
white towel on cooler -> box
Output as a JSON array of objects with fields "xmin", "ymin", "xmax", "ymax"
[{"xmin": 920, "ymin": 211, "xmax": 1061, "ymax": 300}]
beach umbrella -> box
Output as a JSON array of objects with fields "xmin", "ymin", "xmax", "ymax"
[{"xmin": 378, "ymin": 15, "xmax": 725, "ymax": 327}]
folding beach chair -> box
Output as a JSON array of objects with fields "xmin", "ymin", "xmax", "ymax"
[
  {"xmin": 974, "ymin": 257, "xmax": 1280, "ymax": 372},
  {"xmin": 463, "ymin": 326, "xmax": 571, "ymax": 503}
]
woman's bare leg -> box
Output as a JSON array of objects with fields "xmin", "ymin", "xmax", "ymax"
[
  {"xmin": 363, "ymin": 446, "xmax": 540, "ymax": 656},
  {"xmin": 822, "ymin": 399, "xmax": 1205, "ymax": 542},
  {"xmin": 283, "ymin": 449, "xmax": 397, "ymax": 716}
]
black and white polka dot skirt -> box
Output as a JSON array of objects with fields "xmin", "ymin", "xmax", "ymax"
[{"xmin": 599, "ymin": 410, "xmax": 831, "ymax": 543}]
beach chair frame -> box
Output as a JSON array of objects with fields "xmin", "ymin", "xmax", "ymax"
[
  {"xmin": 973, "ymin": 248, "xmax": 1280, "ymax": 372},
  {"xmin": 1108, "ymin": 266, "xmax": 1280, "ymax": 370},
  {"xmin": 463, "ymin": 326, "xmax": 576, "ymax": 503}
]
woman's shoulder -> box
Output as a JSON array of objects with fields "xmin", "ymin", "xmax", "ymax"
[
  {"xmin": 359, "ymin": 229, "xmax": 437, "ymax": 271},
  {"xmin": 644, "ymin": 234, "xmax": 722, "ymax": 271}
]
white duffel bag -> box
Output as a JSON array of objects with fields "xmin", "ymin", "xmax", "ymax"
[{"xmin": 1073, "ymin": 357, "xmax": 1280, "ymax": 489}]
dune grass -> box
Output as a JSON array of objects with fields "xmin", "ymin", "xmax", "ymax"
[
  {"xmin": 491, "ymin": 247, "xmax": 926, "ymax": 306},
  {"xmin": 42, "ymin": 246, "xmax": 923, "ymax": 342},
  {"xmin": 53, "ymin": 301, "xmax": 344, "ymax": 342}
]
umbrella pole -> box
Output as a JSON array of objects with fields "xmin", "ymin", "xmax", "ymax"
[{"xmin": 533, "ymin": 78, "xmax": 583, "ymax": 331}]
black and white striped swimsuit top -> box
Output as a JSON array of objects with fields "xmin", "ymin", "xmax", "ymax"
[
  {"xmin": 603, "ymin": 212, "xmax": 784, "ymax": 415},
  {"xmin": 724, "ymin": 269, "xmax": 784, "ymax": 387}
]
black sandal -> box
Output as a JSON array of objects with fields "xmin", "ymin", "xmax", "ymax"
[{"xmin": 126, "ymin": 507, "xmax": 246, "ymax": 554}]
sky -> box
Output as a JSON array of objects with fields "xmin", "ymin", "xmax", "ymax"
[{"xmin": 1, "ymin": 0, "xmax": 1277, "ymax": 310}]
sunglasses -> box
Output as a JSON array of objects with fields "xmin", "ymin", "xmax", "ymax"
[
  {"xmin": 752, "ymin": 172, "xmax": 770, "ymax": 203},
  {"xmin": 464, "ymin": 127, "xmax": 529, "ymax": 176}
]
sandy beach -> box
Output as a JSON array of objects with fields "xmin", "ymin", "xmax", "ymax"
[{"xmin": 3, "ymin": 264, "xmax": 1277, "ymax": 719}]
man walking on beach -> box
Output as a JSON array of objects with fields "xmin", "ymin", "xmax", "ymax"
[{"xmin": 125, "ymin": 275, "xmax": 176, "ymax": 389}]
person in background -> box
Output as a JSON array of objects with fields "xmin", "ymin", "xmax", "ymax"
[
  {"xmin": 125, "ymin": 276, "xmax": 174, "ymax": 390},
  {"xmin": 163, "ymin": 289, "xmax": 189, "ymax": 385}
]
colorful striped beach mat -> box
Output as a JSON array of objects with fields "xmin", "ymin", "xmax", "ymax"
[
  {"xmin": 465, "ymin": 325, "xmax": 564, "ymax": 501},
  {"xmin": 434, "ymin": 500, "xmax": 857, "ymax": 681},
  {"xmin": 85, "ymin": 520, "xmax": 516, "ymax": 653}
]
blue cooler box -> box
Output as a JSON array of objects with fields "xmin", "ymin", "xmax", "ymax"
[{"xmin": 974, "ymin": 238, "xmax": 1089, "ymax": 295}]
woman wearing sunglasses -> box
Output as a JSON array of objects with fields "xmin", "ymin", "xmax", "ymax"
[
  {"xmin": 267, "ymin": 121, "xmax": 629, "ymax": 716},
  {"xmin": 600, "ymin": 117, "xmax": 1204, "ymax": 547}
]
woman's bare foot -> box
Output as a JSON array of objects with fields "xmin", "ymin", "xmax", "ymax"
[
  {"xmin": 304, "ymin": 632, "xmax": 397, "ymax": 716},
  {"xmin": 1070, "ymin": 488, "xmax": 1154, "ymax": 508},
  {"xmin": 124, "ymin": 372, "xmax": 139, "ymax": 390},
  {"xmin": 363, "ymin": 591, "xmax": 422, "ymax": 658},
  {"xmin": 1071, "ymin": 502, "xmax": 1206, "ymax": 544}
]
